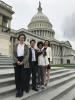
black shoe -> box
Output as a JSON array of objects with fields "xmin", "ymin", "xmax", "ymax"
[
  {"xmin": 16, "ymin": 91, "xmax": 23, "ymax": 97},
  {"xmin": 16, "ymin": 92, "xmax": 19, "ymax": 97},
  {"xmin": 26, "ymin": 90, "xmax": 29, "ymax": 93},
  {"xmin": 25, "ymin": 88, "xmax": 29, "ymax": 93},
  {"xmin": 19, "ymin": 92, "xmax": 23, "ymax": 97},
  {"xmin": 32, "ymin": 87, "xmax": 38, "ymax": 91}
]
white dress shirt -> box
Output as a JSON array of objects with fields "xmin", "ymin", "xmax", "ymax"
[
  {"xmin": 17, "ymin": 43, "xmax": 24, "ymax": 57},
  {"xmin": 31, "ymin": 48, "xmax": 36, "ymax": 61}
]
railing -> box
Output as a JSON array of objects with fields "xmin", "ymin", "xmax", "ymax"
[{"xmin": 0, "ymin": 0, "xmax": 12, "ymax": 10}]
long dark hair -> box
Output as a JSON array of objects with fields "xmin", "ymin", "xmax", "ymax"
[{"xmin": 44, "ymin": 40, "xmax": 50, "ymax": 47}]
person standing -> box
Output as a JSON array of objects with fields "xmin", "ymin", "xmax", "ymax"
[
  {"xmin": 13, "ymin": 33, "xmax": 30, "ymax": 97},
  {"xmin": 29, "ymin": 39, "xmax": 38, "ymax": 91},
  {"xmin": 44, "ymin": 40, "xmax": 52, "ymax": 86},
  {"xmin": 37, "ymin": 41, "xmax": 46, "ymax": 89}
]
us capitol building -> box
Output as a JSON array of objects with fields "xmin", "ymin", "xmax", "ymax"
[{"xmin": 0, "ymin": 0, "xmax": 75, "ymax": 64}]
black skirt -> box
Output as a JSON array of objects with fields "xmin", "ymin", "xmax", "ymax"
[{"xmin": 47, "ymin": 64, "xmax": 51, "ymax": 69}]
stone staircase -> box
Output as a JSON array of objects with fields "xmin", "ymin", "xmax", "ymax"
[{"xmin": 0, "ymin": 55, "xmax": 75, "ymax": 100}]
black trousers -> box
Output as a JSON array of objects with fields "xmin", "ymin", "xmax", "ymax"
[
  {"xmin": 14, "ymin": 65, "xmax": 24, "ymax": 92},
  {"xmin": 30, "ymin": 61, "xmax": 37, "ymax": 88},
  {"xmin": 24, "ymin": 68, "xmax": 31, "ymax": 91},
  {"xmin": 14, "ymin": 56, "xmax": 24, "ymax": 93}
]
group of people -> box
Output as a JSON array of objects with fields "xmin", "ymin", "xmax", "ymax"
[{"xmin": 13, "ymin": 33, "xmax": 52, "ymax": 97}]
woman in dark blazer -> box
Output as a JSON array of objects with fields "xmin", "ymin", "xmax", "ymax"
[{"xmin": 13, "ymin": 34, "xmax": 30, "ymax": 97}]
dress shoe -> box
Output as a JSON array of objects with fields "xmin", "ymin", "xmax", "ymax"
[
  {"xmin": 32, "ymin": 87, "xmax": 38, "ymax": 91},
  {"xmin": 26, "ymin": 89, "xmax": 29, "ymax": 93},
  {"xmin": 16, "ymin": 92, "xmax": 19, "ymax": 97},
  {"xmin": 16, "ymin": 91, "xmax": 23, "ymax": 97}
]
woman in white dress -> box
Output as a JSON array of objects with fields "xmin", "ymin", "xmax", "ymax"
[
  {"xmin": 37, "ymin": 41, "xmax": 46, "ymax": 88},
  {"xmin": 44, "ymin": 40, "xmax": 52, "ymax": 86}
]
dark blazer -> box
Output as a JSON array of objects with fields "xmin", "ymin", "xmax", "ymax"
[
  {"xmin": 29, "ymin": 48, "xmax": 38, "ymax": 65},
  {"xmin": 13, "ymin": 43, "xmax": 29, "ymax": 68}
]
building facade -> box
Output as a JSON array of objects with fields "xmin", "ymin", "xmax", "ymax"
[{"xmin": 0, "ymin": 1, "xmax": 75, "ymax": 64}]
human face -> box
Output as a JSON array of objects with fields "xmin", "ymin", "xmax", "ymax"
[
  {"xmin": 44, "ymin": 41, "xmax": 49, "ymax": 47},
  {"xmin": 30, "ymin": 41, "xmax": 36, "ymax": 48},
  {"xmin": 38, "ymin": 44, "xmax": 43, "ymax": 49},
  {"xmin": 19, "ymin": 35, "xmax": 25, "ymax": 43}
]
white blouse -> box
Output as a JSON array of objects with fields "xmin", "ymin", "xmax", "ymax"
[
  {"xmin": 17, "ymin": 43, "xmax": 24, "ymax": 57},
  {"xmin": 38, "ymin": 47, "xmax": 52, "ymax": 66}
]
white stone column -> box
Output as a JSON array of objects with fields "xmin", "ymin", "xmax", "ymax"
[
  {"xmin": 55, "ymin": 45, "xmax": 56, "ymax": 56},
  {"xmin": 56, "ymin": 45, "xmax": 58, "ymax": 56},
  {"xmin": 42, "ymin": 30, "xmax": 44, "ymax": 37},
  {"xmin": 10, "ymin": 37, "xmax": 15, "ymax": 57},
  {"xmin": 0, "ymin": 15, "xmax": 2, "ymax": 26},
  {"xmin": 39, "ymin": 30, "xmax": 40, "ymax": 36},
  {"xmin": 44, "ymin": 31, "xmax": 45, "ymax": 37},
  {"xmin": 57, "ymin": 45, "xmax": 59, "ymax": 56},
  {"xmin": 8, "ymin": 19, "xmax": 11, "ymax": 29},
  {"xmin": 54, "ymin": 45, "xmax": 55, "ymax": 56},
  {"xmin": 0, "ymin": 15, "xmax": 3, "ymax": 32},
  {"xmin": 62, "ymin": 47, "xmax": 64, "ymax": 56},
  {"xmin": 43, "ymin": 30, "xmax": 44, "ymax": 37},
  {"xmin": 36, "ymin": 30, "xmax": 37, "ymax": 35},
  {"xmin": 49, "ymin": 31, "xmax": 50, "ymax": 37},
  {"xmin": 34, "ymin": 30, "xmax": 35, "ymax": 34},
  {"xmin": 53, "ymin": 45, "xmax": 54, "ymax": 57},
  {"xmin": 58, "ymin": 46, "xmax": 60, "ymax": 56},
  {"xmin": 47, "ymin": 31, "xmax": 48, "ymax": 37}
]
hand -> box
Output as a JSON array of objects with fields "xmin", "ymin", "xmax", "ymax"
[
  {"xmin": 17, "ymin": 61, "xmax": 20, "ymax": 65},
  {"xmin": 20, "ymin": 61, "xmax": 24, "ymax": 65}
]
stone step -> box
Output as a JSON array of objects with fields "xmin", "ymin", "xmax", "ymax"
[
  {"xmin": 0, "ymin": 69, "xmax": 72, "ymax": 88},
  {"xmin": 0, "ymin": 56, "xmax": 13, "ymax": 59},
  {"xmin": 0, "ymin": 57, "xmax": 13, "ymax": 59},
  {"xmin": 0, "ymin": 69, "xmax": 14, "ymax": 75},
  {"xmin": 0, "ymin": 55, "xmax": 11, "ymax": 58},
  {"xmin": 0, "ymin": 67, "xmax": 70, "ymax": 78},
  {"xmin": 50, "ymin": 70, "xmax": 75, "ymax": 82},
  {"xmin": 0, "ymin": 68, "xmax": 70, "ymax": 87},
  {"xmin": 0, "ymin": 62, "xmax": 13, "ymax": 64},
  {"xmin": 0, "ymin": 67, "xmax": 70, "ymax": 76},
  {"xmin": 50, "ymin": 69, "xmax": 70, "ymax": 75},
  {"xmin": 0, "ymin": 69, "xmax": 14, "ymax": 79},
  {"xmin": 51, "ymin": 81, "xmax": 75, "ymax": 100},
  {"xmin": 0, "ymin": 59, "xmax": 13, "ymax": 62},
  {"xmin": 0, "ymin": 85, "xmax": 15, "ymax": 96},
  {"xmin": 57, "ymin": 87, "xmax": 75, "ymax": 100},
  {"xmin": 21, "ymin": 80, "xmax": 75, "ymax": 100},
  {"xmin": 0, "ymin": 77, "xmax": 15, "ymax": 88},
  {"xmin": 0, "ymin": 69, "xmax": 75, "ymax": 100},
  {"xmin": 0, "ymin": 63, "xmax": 13, "ymax": 65},
  {"xmin": 0, "ymin": 65, "xmax": 14, "ymax": 69},
  {"xmin": 0, "ymin": 68, "xmax": 74, "ymax": 82},
  {"xmin": 1, "ymin": 72, "xmax": 75, "ymax": 100}
]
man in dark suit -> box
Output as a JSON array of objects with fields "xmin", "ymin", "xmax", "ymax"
[{"xmin": 29, "ymin": 39, "xmax": 38, "ymax": 91}]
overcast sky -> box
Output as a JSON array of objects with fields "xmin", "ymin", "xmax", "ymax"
[{"xmin": 2, "ymin": 0, "xmax": 75, "ymax": 49}]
